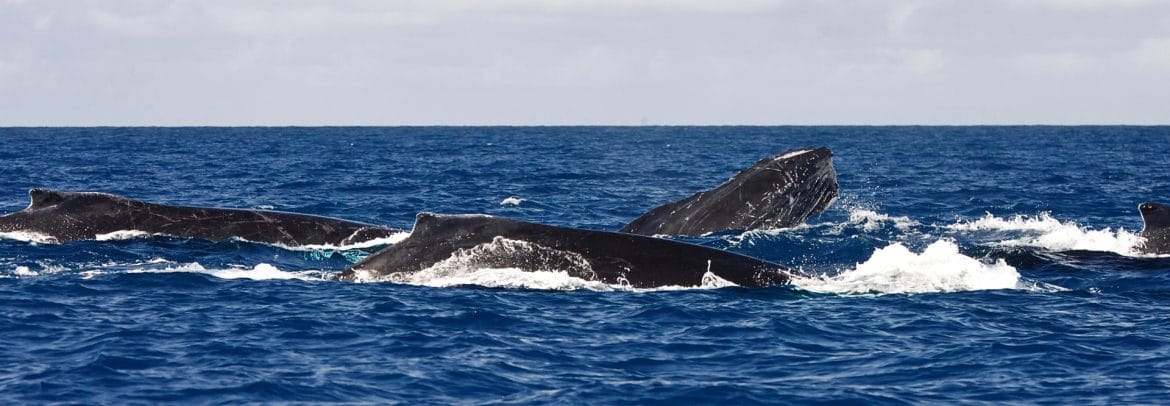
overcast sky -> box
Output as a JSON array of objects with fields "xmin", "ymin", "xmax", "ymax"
[{"xmin": 2, "ymin": 0, "xmax": 1169, "ymax": 125}]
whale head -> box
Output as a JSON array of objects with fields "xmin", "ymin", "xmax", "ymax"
[{"xmin": 1139, "ymin": 202, "xmax": 1170, "ymax": 233}]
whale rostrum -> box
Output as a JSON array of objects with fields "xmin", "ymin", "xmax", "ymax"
[
  {"xmin": 1139, "ymin": 202, "xmax": 1170, "ymax": 255},
  {"xmin": 620, "ymin": 147, "xmax": 838, "ymax": 236}
]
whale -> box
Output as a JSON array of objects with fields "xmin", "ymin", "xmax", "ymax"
[
  {"xmin": 620, "ymin": 147, "xmax": 838, "ymax": 236},
  {"xmin": 1139, "ymin": 202, "xmax": 1170, "ymax": 255},
  {"xmin": 0, "ymin": 189, "xmax": 401, "ymax": 246},
  {"xmin": 334, "ymin": 213, "xmax": 797, "ymax": 288}
]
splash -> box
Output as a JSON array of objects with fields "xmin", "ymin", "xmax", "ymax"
[
  {"xmin": 947, "ymin": 213, "xmax": 1145, "ymax": 256},
  {"xmin": 0, "ymin": 231, "xmax": 58, "ymax": 244},
  {"xmin": 10, "ymin": 266, "xmax": 37, "ymax": 277},
  {"xmin": 794, "ymin": 240, "xmax": 1020, "ymax": 295},
  {"xmin": 201, "ymin": 263, "xmax": 315, "ymax": 280},
  {"xmin": 95, "ymin": 230, "xmax": 151, "ymax": 241},
  {"xmin": 500, "ymin": 197, "xmax": 525, "ymax": 207},
  {"xmin": 123, "ymin": 262, "xmax": 320, "ymax": 281},
  {"xmin": 1, "ymin": 228, "xmax": 409, "ymax": 251},
  {"xmin": 849, "ymin": 209, "xmax": 918, "ymax": 232},
  {"xmin": 278, "ymin": 231, "xmax": 411, "ymax": 252}
]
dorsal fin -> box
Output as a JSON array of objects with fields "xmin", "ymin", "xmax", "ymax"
[
  {"xmin": 411, "ymin": 212, "xmax": 501, "ymax": 238},
  {"xmin": 28, "ymin": 188, "xmax": 67, "ymax": 209},
  {"xmin": 413, "ymin": 212, "xmax": 441, "ymax": 231},
  {"xmin": 1139, "ymin": 202, "xmax": 1170, "ymax": 232}
]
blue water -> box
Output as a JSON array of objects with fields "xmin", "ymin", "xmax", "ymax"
[{"xmin": 2, "ymin": 126, "xmax": 1169, "ymax": 403}]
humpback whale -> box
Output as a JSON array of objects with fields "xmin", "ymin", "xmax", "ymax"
[
  {"xmin": 620, "ymin": 147, "xmax": 838, "ymax": 236},
  {"xmin": 334, "ymin": 213, "xmax": 797, "ymax": 288},
  {"xmin": 1139, "ymin": 202, "xmax": 1170, "ymax": 255},
  {"xmin": 0, "ymin": 189, "xmax": 401, "ymax": 246}
]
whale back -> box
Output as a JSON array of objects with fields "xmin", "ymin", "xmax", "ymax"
[
  {"xmin": 340, "ymin": 213, "xmax": 795, "ymax": 288},
  {"xmin": 1, "ymin": 188, "xmax": 400, "ymax": 246}
]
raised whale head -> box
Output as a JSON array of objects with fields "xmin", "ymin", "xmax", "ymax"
[
  {"xmin": 1139, "ymin": 202, "xmax": 1170, "ymax": 255},
  {"xmin": 620, "ymin": 146, "xmax": 838, "ymax": 236},
  {"xmin": 1140, "ymin": 202, "xmax": 1170, "ymax": 231}
]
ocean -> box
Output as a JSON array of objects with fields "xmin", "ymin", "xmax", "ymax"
[{"xmin": 1, "ymin": 126, "xmax": 1168, "ymax": 404}]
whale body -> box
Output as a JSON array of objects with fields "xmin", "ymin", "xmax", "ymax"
[
  {"xmin": 1139, "ymin": 202, "xmax": 1170, "ymax": 255},
  {"xmin": 620, "ymin": 147, "xmax": 838, "ymax": 236},
  {"xmin": 0, "ymin": 189, "xmax": 401, "ymax": 246},
  {"xmin": 334, "ymin": 213, "xmax": 797, "ymax": 288}
]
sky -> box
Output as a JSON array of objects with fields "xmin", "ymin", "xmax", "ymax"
[{"xmin": 2, "ymin": 0, "xmax": 1169, "ymax": 126}]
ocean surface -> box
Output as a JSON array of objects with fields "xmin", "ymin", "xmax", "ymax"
[{"xmin": 1, "ymin": 126, "xmax": 1169, "ymax": 404}]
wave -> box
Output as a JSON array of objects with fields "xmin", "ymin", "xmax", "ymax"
[
  {"xmin": 274, "ymin": 232, "xmax": 411, "ymax": 251},
  {"xmin": 0, "ymin": 230, "xmax": 58, "ymax": 244},
  {"xmin": 84, "ymin": 262, "xmax": 322, "ymax": 281},
  {"xmin": 500, "ymin": 196, "xmax": 525, "ymax": 207},
  {"xmin": 95, "ymin": 230, "xmax": 151, "ymax": 241},
  {"xmin": 946, "ymin": 213, "xmax": 1146, "ymax": 256},
  {"xmin": 848, "ymin": 209, "xmax": 919, "ymax": 232},
  {"xmin": 4, "ymin": 258, "xmax": 320, "ymax": 281},
  {"xmin": 724, "ymin": 208, "xmax": 917, "ymax": 248},
  {"xmin": 6, "ymin": 266, "xmax": 40, "ymax": 278},
  {"xmin": 793, "ymin": 240, "xmax": 1023, "ymax": 295},
  {"xmin": 386, "ymin": 267, "xmax": 740, "ymax": 292}
]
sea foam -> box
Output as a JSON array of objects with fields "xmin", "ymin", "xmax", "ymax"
[
  {"xmin": 123, "ymin": 262, "xmax": 321, "ymax": 281},
  {"xmin": 793, "ymin": 239, "xmax": 1021, "ymax": 295},
  {"xmin": 947, "ymin": 213, "xmax": 1145, "ymax": 256},
  {"xmin": 849, "ymin": 209, "xmax": 919, "ymax": 232},
  {"xmin": 0, "ymin": 231, "xmax": 58, "ymax": 244}
]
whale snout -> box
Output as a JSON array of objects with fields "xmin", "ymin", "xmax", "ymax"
[{"xmin": 1139, "ymin": 202, "xmax": 1170, "ymax": 216}]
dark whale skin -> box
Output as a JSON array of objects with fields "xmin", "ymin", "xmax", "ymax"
[
  {"xmin": 0, "ymin": 188, "xmax": 400, "ymax": 246},
  {"xmin": 336, "ymin": 213, "xmax": 796, "ymax": 288},
  {"xmin": 620, "ymin": 147, "xmax": 838, "ymax": 236}
]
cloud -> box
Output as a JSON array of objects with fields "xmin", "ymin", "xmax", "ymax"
[
  {"xmin": 206, "ymin": 5, "xmax": 439, "ymax": 37},
  {"xmin": 905, "ymin": 49, "xmax": 945, "ymax": 74},
  {"xmin": 1132, "ymin": 37, "xmax": 1170, "ymax": 68},
  {"xmin": 1014, "ymin": 52, "xmax": 1098, "ymax": 75},
  {"xmin": 1007, "ymin": 0, "xmax": 1158, "ymax": 9},
  {"xmin": 1, "ymin": 0, "xmax": 1169, "ymax": 125}
]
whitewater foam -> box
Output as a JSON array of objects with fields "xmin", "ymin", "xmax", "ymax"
[
  {"xmin": 2, "ymin": 228, "xmax": 409, "ymax": 251},
  {"xmin": 793, "ymin": 240, "xmax": 1021, "ymax": 295},
  {"xmin": 94, "ymin": 230, "xmax": 151, "ymax": 241},
  {"xmin": 277, "ymin": 231, "xmax": 411, "ymax": 252},
  {"xmin": 849, "ymin": 209, "xmax": 918, "ymax": 232},
  {"xmin": 947, "ymin": 213, "xmax": 1145, "ymax": 256},
  {"xmin": 0, "ymin": 231, "xmax": 58, "ymax": 244},
  {"xmin": 122, "ymin": 262, "xmax": 320, "ymax": 281},
  {"xmin": 389, "ymin": 267, "xmax": 741, "ymax": 292},
  {"xmin": 12, "ymin": 266, "xmax": 37, "ymax": 277}
]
